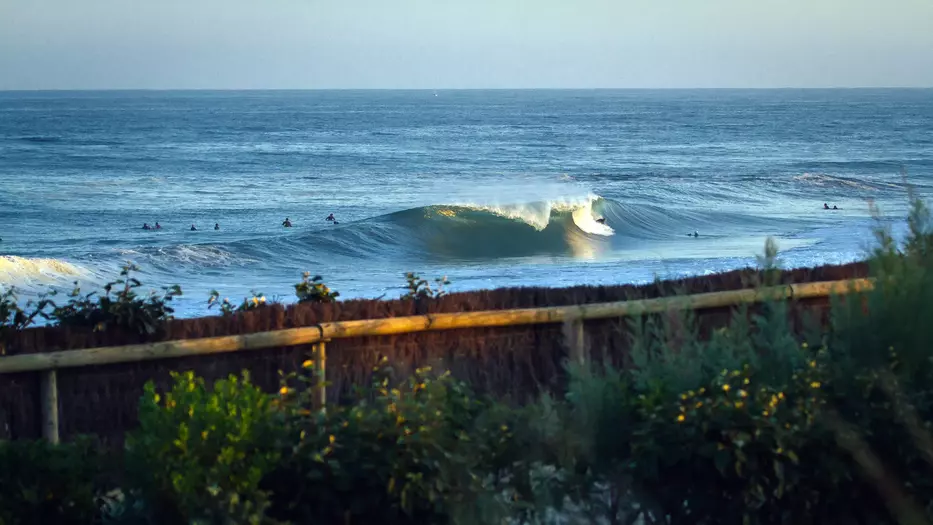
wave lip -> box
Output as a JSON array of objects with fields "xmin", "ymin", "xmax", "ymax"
[{"xmin": 457, "ymin": 194, "xmax": 615, "ymax": 235}]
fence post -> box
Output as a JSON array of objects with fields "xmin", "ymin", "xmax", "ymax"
[
  {"xmin": 565, "ymin": 317, "xmax": 587, "ymax": 365},
  {"xmin": 313, "ymin": 341, "xmax": 327, "ymax": 410},
  {"xmin": 40, "ymin": 369, "xmax": 59, "ymax": 444}
]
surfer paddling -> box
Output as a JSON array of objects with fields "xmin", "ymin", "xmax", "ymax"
[{"xmin": 283, "ymin": 218, "xmax": 293, "ymax": 228}]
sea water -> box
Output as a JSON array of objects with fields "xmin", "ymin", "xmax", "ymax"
[{"xmin": 1, "ymin": 89, "xmax": 931, "ymax": 316}]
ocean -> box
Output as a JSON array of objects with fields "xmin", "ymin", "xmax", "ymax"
[{"xmin": 1, "ymin": 89, "xmax": 931, "ymax": 317}]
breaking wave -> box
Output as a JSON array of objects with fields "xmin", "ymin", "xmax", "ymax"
[
  {"xmin": 281, "ymin": 195, "xmax": 726, "ymax": 261},
  {"xmin": 0, "ymin": 255, "xmax": 88, "ymax": 286}
]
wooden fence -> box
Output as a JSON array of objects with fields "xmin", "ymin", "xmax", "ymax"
[{"xmin": 0, "ymin": 278, "xmax": 872, "ymax": 444}]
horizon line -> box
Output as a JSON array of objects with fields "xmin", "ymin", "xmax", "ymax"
[{"xmin": 2, "ymin": 86, "xmax": 932, "ymax": 93}]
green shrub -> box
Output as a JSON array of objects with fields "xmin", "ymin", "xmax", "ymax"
[
  {"xmin": 525, "ymin": 195, "xmax": 933, "ymax": 525},
  {"xmin": 0, "ymin": 438, "xmax": 101, "ymax": 525},
  {"xmin": 401, "ymin": 273, "xmax": 450, "ymax": 300},
  {"xmin": 0, "ymin": 286, "xmax": 43, "ymax": 354},
  {"xmin": 124, "ymin": 371, "xmax": 286, "ymax": 524},
  {"xmin": 263, "ymin": 363, "xmax": 526, "ymax": 525},
  {"xmin": 208, "ymin": 290, "xmax": 272, "ymax": 315},
  {"xmin": 43, "ymin": 264, "xmax": 181, "ymax": 334},
  {"xmin": 294, "ymin": 272, "xmax": 339, "ymax": 303}
]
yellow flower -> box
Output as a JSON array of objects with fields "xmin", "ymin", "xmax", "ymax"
[
  {"xmin": 279, "ymin": 386, "xmax": 290, "ymax": 396},
  {"xmin": 801, "ymin": 342, "xmax": 809, "ymax": 349},
  {"xmin": 695, "ymin": 401, "xmax": 704, "ymax": 409},
  {"xmin": 810, "ymin": 381, "xmax": 821, "ymax": 389},
  {"xmin": 329, "ymin": 434, "xmax": 336, "ymax": 444},
  {"xmin": 743, "ymin": 378, "xmax": 750, "ymax": 385},
  {"xmin": 680, "ymin": 393, "xmax": 688, "ymax": 400},
  {"xmin": 722, "ymin": 384, "xmax": 731, "ymax": 392},
  {"xmin": 778, "ymin": 392, "xmax": 785, "ymax": 400},
  {"xmin": 734, "ymin": 401, "xmax": 745, "ymax": 409},
  {"xmin": 739, "ymin": 389, "xmax": 748, "ymax": 398},
  {"xmin": 809, "ymin": 360, "xmax": 817, "ymax": 368},
  {"xmin": 201, "ymin": 431, "xmax": 209, "ymax": 440},
  {"xmin": 762, "ymin": 411, "xmax": 770, "ymax": 417},
  {"xmin": 302, "ymin": 359, "xmax": 313, "ymax": 369},
  {"xmin": 676, "ymin": 414, "xmax": 686, "ymax": 422},
  {"xmin": 698, "ymin": 387, "xmax": 706, "ymax": 395}
]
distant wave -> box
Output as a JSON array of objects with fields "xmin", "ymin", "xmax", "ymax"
[
  {"xmin": 793, "ymin": 172, "xmax": 902, "ymax": 192},
  {"xmin": 16, "ymin": 135, "xmax": 62, "ymax": 144}
]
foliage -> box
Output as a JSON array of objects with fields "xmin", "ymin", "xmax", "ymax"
[
  {"xmin": 0, "ymin": 286, "xmax": 44, "ymax": 355},
  {"xmin": 401, "ymin": 272, "xmax": 450, "ymax": 300},
  {"xmin": 208, "ymin": 289, "xmax": 270, "ymax": 315},
  {"xmin": 42, "ymin": 264, "xmax": 182, "ymax": 334},
  {"xmin": 294, "ymin": 272, "xmax": 339, "ymax": 304},
  {"xmin": 124, "ymin": 371, "xmax": 287, "ymax": 525},
  {"xmin": 521, "ymin": 194, "xmax": 933, "ymax": 525},
  {"xmin": 263, "ymin": 361, "xmax": 529, "ymax": 525},
  {"xmin": 0, "ymin": 438, "xmax": 102, "ymax": 525}
]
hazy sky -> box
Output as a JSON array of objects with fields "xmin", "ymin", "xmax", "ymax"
[{"xmin": 1, "ymin": 0, "xmax": 932, "ymax": 89}]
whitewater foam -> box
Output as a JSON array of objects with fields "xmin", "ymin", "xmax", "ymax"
[
  {"xmin": 462, "ymin": 195, "xmax": 614, "ymax": 235},
  {"xmin": 0, "ymin": 255, "xmax": 87, "ymax": 286}
]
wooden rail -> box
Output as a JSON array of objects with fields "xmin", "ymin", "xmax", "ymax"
[{"xmin": 0, "ymin": 278, "xmax": 873, "ymax": 443}]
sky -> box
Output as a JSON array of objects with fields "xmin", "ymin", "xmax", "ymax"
[{"xmin": 1, "ymin": 0, "xmax": 932, "ymax": 90}]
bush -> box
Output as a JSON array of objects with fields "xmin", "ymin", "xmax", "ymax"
[
  {"xmin": 0, "ymin": 438, "xmax": 101, "ymax": 525},
  {"xmin": 522, "ymin": 196, "xmax": 933, "ymax": 525},
  {"xmin": 401, "ymin": 273, "xmax": 450, "ymax": 300},
  {"xmin": 208, "ymin": 289, "xmax": 272, "ymax": 315},
  {"xmin": 294, "ymin": 272, "xmax": 339, "ymax": 304},
  {"xmin": 43, "ymin": 264, "xmax": 182, "ymax": 334},
  {"xmin": 0, "ymin": 286, "xmax": 43, "ymax": 354},
  {"xmin": 124, "ymin": 371, "xmax": 287, "ymax": 524},
  {"xmin": 263, "ymin": 363, "xmax": 527, "ymax": 525}
]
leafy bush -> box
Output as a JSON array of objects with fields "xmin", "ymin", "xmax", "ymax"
[
  {"xmin": 124, "ymin": 371, "xmax": 286, "ymax": 524},
  {"xmin": 208, "ymin": 289, "xmax": 271, "ymax": 315},
  {"xmin": 401, "ymin": 273, "xmax": 450, "ymax": 300},
  {"xmin": 0, "ymin": 438, "xmax": 101, "ymax": 525},
  {"xmin": 294, "ymin": 272, "xmax": 339, "ymax": 304},
  {"xmin": 0, "ymin": 286, "xmax": 43, "ymax": 354},
  {"xmin": 43, "ymin": 264, "xmax": 181, "ymax": 334},
  {"xmin": 263, "ymin": 363, "xmax": 527, "ymax": 525}
]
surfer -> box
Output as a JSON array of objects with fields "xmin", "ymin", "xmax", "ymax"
[
  {"xmin": 687, "ymin": 231, "xmax": 699, "ymax": 238},
  {"xmin": 595, "ymin": 217, "xmax": 606, "ymax": 224},
  {"xmin": 824, "ymin": 203, "xmax": 830, "ymax": 210},
  {"xmin": 142, "ymin": 223, "xmax": 151, "ymax": 230},
  {"xmin": 190, "ymin": 224, "xmax": 197, "ymax": 231},
  {"xmin": 832, "ymin": 205, "xmax": 839, "ymax": 210},
  {"xmin": 326, "ymin": 213, "xmax": 336, "ymax": 222},
  {"xmin": 155, "ymin": 222, "xmax": 162, "ymax": 230},
  {"xmin": 214, "ymin": 223, "xmax": 220, "ymax": 230},
  {"xmin": 283, "ymin": 218, "xmax": 292, "ymax": 228}
]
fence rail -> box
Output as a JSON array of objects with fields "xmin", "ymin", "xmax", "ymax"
[{"xmin": 0, "ymin": 278, "xmax": 873, "ymax": 443}]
